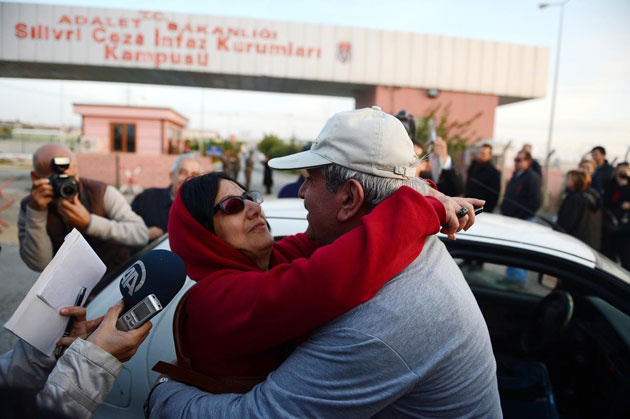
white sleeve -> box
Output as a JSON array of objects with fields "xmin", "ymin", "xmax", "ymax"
[
  {"xmin": 37, "ymin": 339, "xmax": 122, "ymax": 419},
  {"xmin": 442, "ymin": 155, "xmax": 453, "ymax": 170},
  {"xmin": 0, "ymin": 339, "xmax": 56, "ymax": 389},
  {"xmin": 85, "ymin": 185, "xmax": 149, "ymax": 247},
  {"xmin": 18, "ymin": 203, "xmax": 54, "ymax": 272}
]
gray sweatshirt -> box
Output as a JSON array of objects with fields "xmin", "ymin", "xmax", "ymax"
[
  {"xmin": 18, "ymin": 185, "xmax": 149, "ymax": 272},
  {"xmin": 149, "ymin": 236, "xmax": 502, "ymax": 418}
]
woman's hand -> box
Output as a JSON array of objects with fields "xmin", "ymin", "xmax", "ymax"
[{"xmin": 422, "ymin": 186, "xmax": 485, "ymax": 239}]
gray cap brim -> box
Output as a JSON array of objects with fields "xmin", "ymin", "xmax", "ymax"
[{"xmin": 268, "ymin": 151, "xmax": 331, "ymax": 170}]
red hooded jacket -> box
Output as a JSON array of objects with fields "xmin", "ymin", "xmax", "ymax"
[{"xmin": 168, "ymin": 186, "xmax": 446, "ymax": 376}]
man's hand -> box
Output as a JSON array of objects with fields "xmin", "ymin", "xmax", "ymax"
[
  {"xmin": 423, "ymin": 186, "xmax": 484, "ymax": 239},
  {"xmin": 57, "ymin": 194, "xmax": 91, "ymax": 230},
  {"xmin": 148, "ymin": 226, "xmax": 165, "ymax": 241},
  {"xmin": 29, "ymin": 178, "xmax": 54, "ymax": 211},
  {"xmin": 88, "ymin": 300, "xmax": 152, "ymax": 362},
  {"xmin": 56, "ymin": 306, "xmax": 103, "ymax": 348}
]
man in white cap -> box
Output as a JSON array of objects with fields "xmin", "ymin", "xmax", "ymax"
[{"xmin": 148, "ymin": 107, "xmax": 501, "ymax": 418}]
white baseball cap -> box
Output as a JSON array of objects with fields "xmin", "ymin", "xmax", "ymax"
[{"xmin": 268, "ymin": 106, "xmax": 419, "ymax": 179}]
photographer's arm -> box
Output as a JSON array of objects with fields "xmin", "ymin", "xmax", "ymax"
[
  {"xmin": 18, "ymin": 202, "xmax": 54, "ymax": 272},
  {"xmin": 86, "ymin": 186, "xmax": 149, "ymax": 247}
]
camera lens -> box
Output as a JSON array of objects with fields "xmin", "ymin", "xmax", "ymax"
[
  {"xmin": 61, "ymin": 184, "xmax": 77, "ymax": 198},
  {"xmin": 51, "ymin": 174, "xmax": 79, "ymax": 199}
]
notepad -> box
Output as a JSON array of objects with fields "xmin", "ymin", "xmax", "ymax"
[{"xmin": 4, "ymin": 229, "xmax": 106, "ymax": 356}]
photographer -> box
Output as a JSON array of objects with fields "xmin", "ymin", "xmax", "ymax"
[
  {"xmin": 18, "ymin": 144, "xmax": 148, "ymax": 273},
  {"xmin": 394, "ymin": 110, "xmax": 464, "ymax": 197}
]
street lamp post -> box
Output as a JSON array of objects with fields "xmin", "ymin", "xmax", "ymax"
[{"xmin": 539, "ymin": 0, "xmax": 570, "ymax": 207}]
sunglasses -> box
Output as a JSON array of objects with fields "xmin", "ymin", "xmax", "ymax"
[
  {"xmin": 213, "ymin": 191, "xmax": 263, "ymax": 215},
  {"xmin": 514, "ymin": 158, "xmax": 523, "ymax": 162}
]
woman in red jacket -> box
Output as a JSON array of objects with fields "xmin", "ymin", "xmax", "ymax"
[{"xmin": 168, "ymin": 172, "xmax": 446, "ymax": 378}]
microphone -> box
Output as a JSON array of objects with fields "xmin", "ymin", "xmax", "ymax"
[{"xmin": 119, "ymin": 249, "xmax": 187, "ymax": 309}]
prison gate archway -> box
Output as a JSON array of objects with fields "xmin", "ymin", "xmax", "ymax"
[{"xmin": 0, "ymin": 2, "xmax": 549, "ymax": 142}]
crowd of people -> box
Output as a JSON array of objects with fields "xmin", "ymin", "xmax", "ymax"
[{"xmin": 0, "ymin": 105, "xmax": 627, "ymax": 418}]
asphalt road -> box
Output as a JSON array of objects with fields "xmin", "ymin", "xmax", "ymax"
[
  {"xmin": 0, "ymin": 164, "xmax": 297, "ymax": 353},
  {"xmin": 0, "ymin": 166, "xmax": 38, "ymax": 353}
]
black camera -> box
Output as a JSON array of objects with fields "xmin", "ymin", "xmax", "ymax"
[
  {"xmin": 49, "ymin": 157, "xmax": 79, "ymax": 199},
  {"xmin": 394, "ymin": 109, "xmax": 417, "ymax": 143}
]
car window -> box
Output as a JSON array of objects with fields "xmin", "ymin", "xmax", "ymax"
[{"xmin": 455, "ymin": 259, "xmax": 555, "ymax": 298}]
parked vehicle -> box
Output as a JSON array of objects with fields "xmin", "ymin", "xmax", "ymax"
[{"xmin": 90, "ymin": 199, "xmax": 630, "ymax": 418}]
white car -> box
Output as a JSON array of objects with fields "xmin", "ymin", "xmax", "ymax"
[{"xmin": 89, "ymin": 199, "xmax": 630, "ymax": 418}]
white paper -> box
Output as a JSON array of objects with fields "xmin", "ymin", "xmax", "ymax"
[
  {"xmin": 37, "ymin": 229, "xmax": 105, "ymax": 311},
  {"xmin": 4, "ymin": 229, "xmax": 106, "ymax": 356}
]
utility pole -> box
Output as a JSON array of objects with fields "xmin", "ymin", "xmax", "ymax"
[{"xmin": 539, "ymin": 0, "xmax": 570, "ymax": 207}]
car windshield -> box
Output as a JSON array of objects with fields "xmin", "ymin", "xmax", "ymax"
[{"xmin": 596, "ymin": 254, "xmax": 630, "ymax": 285}]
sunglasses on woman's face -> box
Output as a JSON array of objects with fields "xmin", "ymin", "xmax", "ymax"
[{"xmin": 213, "ymin": 191, "xmax": 264, "ymax": 215}]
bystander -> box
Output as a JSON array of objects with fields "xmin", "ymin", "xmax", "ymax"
[
  {"xmin": 557, "ymin": 170, "xmax": 601, "ymax": 250},
  {"xmin": 131, "ymin": 154, "xmax": 201, "ymax": 241},
  {"xmin": 591, "ymin": 146, "xmax": 614, "ymax": 194},
  {"xmin": 601, "ymin": 162, "xmax": 630, "ymax": 269},
  {"xmin": 465, "ymin": 143, "xmax": 501, "ymax": 212}
]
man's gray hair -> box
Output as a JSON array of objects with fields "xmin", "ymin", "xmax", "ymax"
[
  {"xmin": 171, "ymin": 153, "xmax": 201, "ymax": 173},
  {"xmin": 320, "ymin": 164, "xmax": 429, "ymax": 210}
]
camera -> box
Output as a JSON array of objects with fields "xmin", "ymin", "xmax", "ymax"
[
  {"xmin": 49, "ymin": 157, "xmax": 79, "ymax": 199},
  {"xmin": 394, "ymin": 109, "xmax": 416, "ymax": 143}
]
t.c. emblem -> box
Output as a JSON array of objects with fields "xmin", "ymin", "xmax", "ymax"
[{"xmin": 337, "ymin": 42, "xmax": 352, "ymax": 63}]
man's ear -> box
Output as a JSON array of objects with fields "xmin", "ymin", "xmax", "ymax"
[
  {"xmin": 336, "ymin": 179, "xmax": 365, "ymax": 222},
  {"xmin": 30, "ymin": 171, "xmax": 39, "ymax": 181}
]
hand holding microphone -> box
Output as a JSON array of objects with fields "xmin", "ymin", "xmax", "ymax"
[
  {"xmin": 58, "ymin": 250, "xmax": 187, "ymax": 362},
  {"xmin": 116, "ymin": 249, "xmax": 187, "ymax": 331},
  {"xmin": 88, "ymin": 300, "xmax": 152, "ymax": 362}
]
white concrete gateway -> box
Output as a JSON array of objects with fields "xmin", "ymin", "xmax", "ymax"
[{"xmin": 0, "ymin": 2, "xmax": 547, "ymax": 101}]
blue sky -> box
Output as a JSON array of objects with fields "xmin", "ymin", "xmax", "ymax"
[{"xmin": 1, "ymin": 0, "xmax": 628, "ymax": 163}]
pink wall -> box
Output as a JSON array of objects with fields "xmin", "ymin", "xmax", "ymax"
[
  {"xmin": 76, "ymin": 153, "xmax": 213, "ymax": 189},
  {"xmin": 355, "ymin": 87, "xmax": 499, "ymax": 141}
]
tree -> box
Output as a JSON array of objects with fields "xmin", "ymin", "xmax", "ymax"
[
  {"xmin": 258, "ymin": 134, "xmax": 304, "ymax": 159},
  {"xmin": 257, "ymin": 134, "xmax": 283, "ymax": 157},
  {"xmin": 415, "ymin": 103, "xmax": 482, "ymax": 161},
  {"xmin": 0, "ymin": 126, "xmax": 11, "ymax": 138}
]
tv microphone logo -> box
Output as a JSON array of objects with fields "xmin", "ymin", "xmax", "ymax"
[{"xmin": 120, "ymin": 260, "xmax": 147, "ymax": 296}]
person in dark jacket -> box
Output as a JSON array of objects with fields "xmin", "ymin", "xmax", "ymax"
[
  {"xmin": 591, "ymin": 146, "xmax": 614, "ymax": 194},
  {"xmin": 263, "ymin": 156, "xmax": 273, "ymax": 195},
  {"xmin": 522, "ymin": 144, "xmax": 542, "ymax": 178},
  {"xmin": 557, "ymin": 170, "xmax": 602, "ymax": 250},
  {"xmin": 500, "ymin": 151, "xmax": 542, "ymax": 220},
  {"xmin": 131, "ymin": 154, "xmax": 200, "ymax": 241},
  {"xmin": 601, "ymin": 162, "xmax": 630, "ymax": 269},
  {"xmin": 465, "ymin": 144, "xmax": 501, "ymax": 212},
  {"xmin": 500, "ymin": 151, "xmax": 542, "ymax": 286}
]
